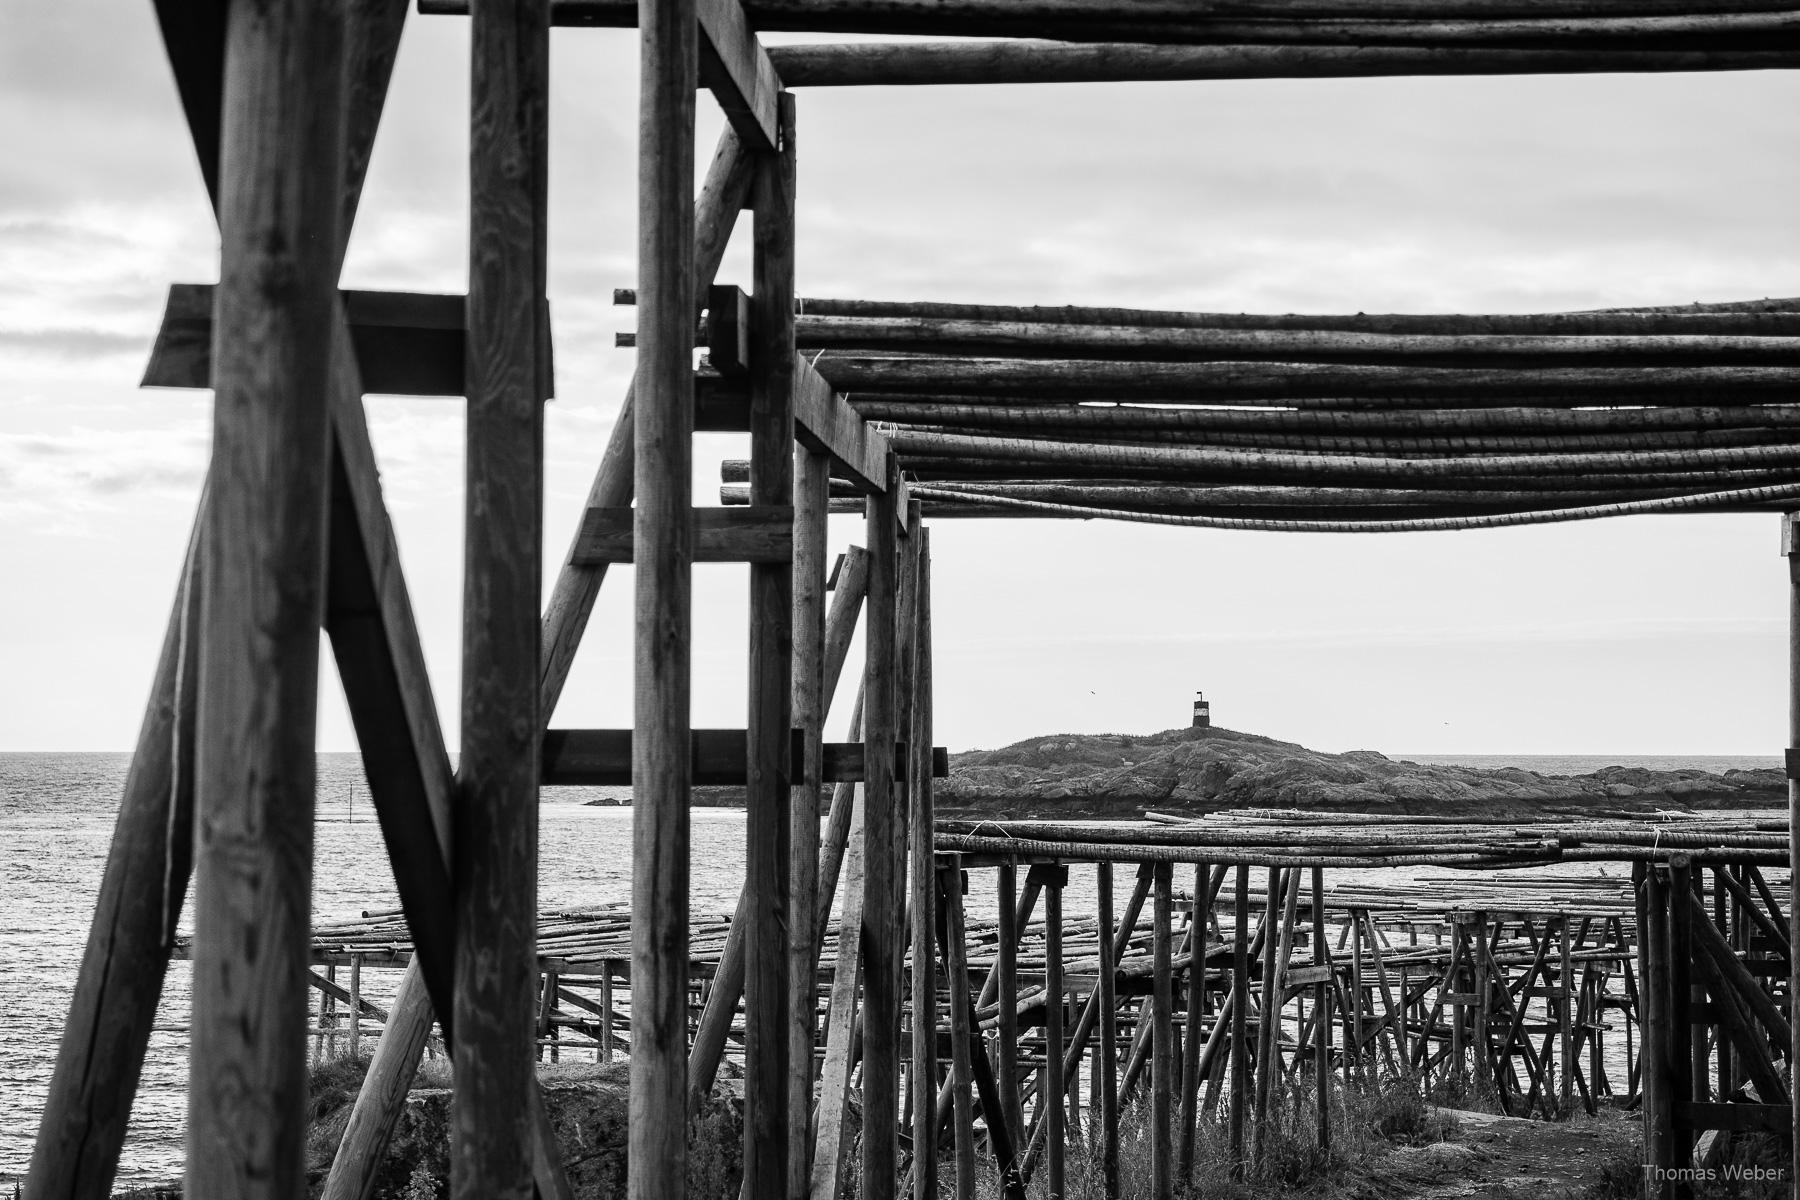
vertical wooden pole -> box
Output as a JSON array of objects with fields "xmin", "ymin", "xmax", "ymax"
[
  {"xmin": 746, "ymin": 91, "xmax": 798, "ymax": 1200},
  {"xmin": 1644, "ymin": 866, "xmax": 1673, "ymax": 1199},
  {"xmin": 1229, "ymin": 865, "xmax": 1250, "ymax": 1181},
  {"xmin": 999, "ymin": 860, "xmax": 1024, "ymax": 1151},
  {"xmin": 1096, "ymin": 861, "xmax": 1119, "ymax": 1199},
  {"xmin": 1313, "ymin": 868, "xmax": 1330, "ymax": 1155},
  {"xmin": 1178, "ymin": 862, "xmax": 1207, "ymax": 1175},
  {"xmin": 349, "ymin": 956, "xmax": 364, "ymax": 1059},
  {"xmin": 910, "ymin": 530, "xmax": 939, "ymax": 1200},
  {"xmin": 1151, "ymin": 862, "xmax": 1175, "ymax": 1200},
  {"xmin": 940, "ymin": 860, "xmax": 977, "ymax": 1200},
  {"xmin": 1667, "ymin": 858, "xmax": 1695, "ymax": 1169},
  {"xmin": 1711, "ymin": 869, "xmax": 1732, "ymax": 1101},
  {"xmin": 789, "ymin": 442, "xmax": 829, "ymax": 1200},
  {"xmin": 863, "ymin": 457, "xmax": 902, "ymax": 1200},
  {"xmin": 633, "ymin": 0, "xmax": 695, "ymax": 1190},
  {"xmin": 1045, "ymin": 864, "xmax": 1067, "ymax": 1200},
  {"xmin": 1252, "ymin": 868, "xmax": 1282, "ymax": 1170},
  {"xmin": 187, "ymin": 2, "xmax": 345, "ymax": 1194},
  {"xmin": 1785, "ymin": 511, "xmax": 1800, "ymax": 1200},
  {"xmin": 454, "ymin": 0, "xmax": 548, "ymax": 1194}
]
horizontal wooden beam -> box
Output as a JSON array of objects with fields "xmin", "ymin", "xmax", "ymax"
[
  {"xmin": 692, "ymin": 359, "xmax": 892, "ymax": 493},
  {"xmin": 421, "ymin": 0, "xmax": 1800, "ymax": 42},
  {"xmin": 542, "ymin": 729, "xmax": 946, "ymax": 785},
  {"xmin": 417, "ymin": 0, "xmax": 779, "ymax": 147},
  {"xmin": 572, "ymin": 505, "xmax": 794, "ymax": 564},
  {"xmin": 696, "ymin": 0, "xmax": 782, "ymax": 150},
  {"xmin": 142, "ymin": 283, "xmax": 554, "ymax": 398},
  {"xmin": 766, "ymin": 39, "xmax": 1800, "ymax": 85}
]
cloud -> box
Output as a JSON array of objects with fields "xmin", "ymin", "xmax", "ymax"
[
  {"xmin": 0, "ymin": 425, "xmax": 208, "ymax": 528},
  {"xmin": 0, "ymin": 327, "xmax": 148, "ymax": 361}
]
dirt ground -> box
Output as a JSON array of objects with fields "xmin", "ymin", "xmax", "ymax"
[{"xmin": 1356, "ymin": 1106, "xmax": 1640, "ymax": 1200}]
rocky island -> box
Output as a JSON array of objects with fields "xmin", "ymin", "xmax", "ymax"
[{"xmin": 936, "ymin": 725, "xmax": 1785, "ymax": 820}]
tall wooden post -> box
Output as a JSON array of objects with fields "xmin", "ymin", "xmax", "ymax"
[
  {"xmin": 1644, "ymin": 867, "xmax": 1674, "ymax": 1199},
  {"xmin": 1228, "ymin": 865, "xmax": 1250, "ymax": 1180},
  {"xmin": 863, "ymin": 455, "xmax": 902, "ymax": 1200},
  {"xmin": 910, "ymin": 530, "xmax": 939, "ymax": 1200},
  {"xmin": 746, "ymin": 91, "xmax": 798, "ymax": 1200},
  {"xmin": 790, "ymin": 442, "xmax": 830, "ymax": 1200},
  {"xmin": 1784, "ymin": 511, "xmax": 1800, "ymax": 1200},
  {"xmin": 1045, "ymin": 863, "xmax": 1067, "ymax": 1200},
  {"xmin": 453, "ymin": 0, "xmax": 549, "ymax": 1195},
  {"xmin": 1312, "ymin": 868, "xmax": 1330, "ymax": 1155},
  {"xmin": 999, "ymin": 859, "xmax": 1024, "ymax": 1152},
  {"xmin": 633, "ymin": 0, "xmax": 696, "ymax": 1191},
  {"xmin": 1253, "ymin": 868, "xmax": 1283, "ymax": 1170},
  {"xmin": 1178, "ymin": 862, "xmax": 1207, "ymax": 1175},
  {"xmin": 187, "ymin": 2, "xmax": 346, "ymax": 1195},
  {"xmin": 1097, "ymin": 861, "xmax": 1120, "ymax": 1199},
  {"xmin": 1151, "ymin": 862, "xmax": 1175, "ymax": 1200}
]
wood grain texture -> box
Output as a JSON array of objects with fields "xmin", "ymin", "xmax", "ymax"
[
  {"xmin": 791, "ymin": 356, "xmax": 891, "ymax": 492},
  {"xmin": 632, "ymin": 0, "xmax": 698, "ymax": 1195},
  {"xmin": 861, "ymin": 457, "xmax": 902, "ymax": 1200},
  {"xmin": 572, "ymin": 505, "xmax": 794, "ymax": 563},
  {"xmin": 1150, "ymin": 863, "xmax": 1174, "ymax": 1200},
  {"xmin": 539, "ymin": 127, "xmax": 753, "ymax": 720},
  {"xmin": 142, "ymin": 284, "xmax": 472, "ymax": 396},
  {"xmin": 189, "ymin": 1, "xmax": 346, "ymax": 1195},
  {"xmin": 767, "ymin": 38, "xmax": 1800, "ymax": 86},
  {"xmin": 789, "ymin": 446, "xmax": 831, "ymax": 1200},
  {"xmin": 1044, "ymin": 866, "xmax": 1067, "ymax": 1200},
  {"xmin": 909, "ymin": 527, "xmax": 939, "ymax": 1200},
  {"xmin": 454, "ymin": 0, "xmax": 549, "ymax": 1194},
  {"xmin": 941, "ymin": 859, "xmax": 976, "ymax": 1200},
  {"xmin": 745, "ymin": 94, "xmax": 798, "ymax": 1199},
  {"xmin": 695, "ymin": 0, "xmax": 781, "ymax": 149},
  {"xmin": 1788, "ymin": 510, "xmax": 1800, "ymax": 1183}
]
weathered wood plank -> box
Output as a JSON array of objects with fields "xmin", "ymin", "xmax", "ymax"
[
  {"xmin": 632, "ymin": 0, "xmax": 698, "ymax": 1193},
  {"xmin": 142, "ymin": 285, "xmax": 477, "ymax": 397},
  {"xmin": 453, "ymin": 0, "xmax": 550, "ymax": 1193},
  {"xmin": 695, "ymin": 0, "xmax": 780, "ymax": 149},
  {"xmin": 861, "ymin": 457, "xmax": 902, "ymax": 1200},
  {"xmin": 188, "ymin": 2, "xmax": 346, "ymax": 1195},
  {"xmin": 744, "ymin": 91, "xmax": 797, "ymax": 1200},
  {"xmin": 789, "ymin": 446, "xmax": 831, "ymax": 1200},
  {"xmin": 791, "ymin": 357, "xmax": 890, "ymax": 493},
  {"xmin": 571, "ymin": 505, "xmax": 794, "ymax": 564}
]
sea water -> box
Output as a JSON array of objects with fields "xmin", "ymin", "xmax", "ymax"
[{"xmin": 0, "ymin": 750, "xmax": 1781, "ymax": 1183}]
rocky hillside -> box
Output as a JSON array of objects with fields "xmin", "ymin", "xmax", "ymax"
[{"xmin": 938, "ymin": 725, "xmax": 1785, "ymax": 818}]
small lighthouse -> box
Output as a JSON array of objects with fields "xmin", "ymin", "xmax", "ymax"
[{"xmin": 1192, "ymin": 691, "xmax": 1211, "ymax": 729}]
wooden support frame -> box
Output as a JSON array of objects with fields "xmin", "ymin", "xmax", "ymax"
[
  {"xmin": 453, "ymin": 0, "xmax": 551, "ymax": 1192},
  {"xmin": 743, "ymin": 90, "xmax": 798, "ymax": 1200},
  {"xmin": 631, "ymin": 0, "xmax": 698, "ymax": 1195}
]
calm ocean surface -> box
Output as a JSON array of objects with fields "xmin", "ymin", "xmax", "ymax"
[{"xmin": 0, "ymin": 750, "xmax": 1781, "ymax": 1184}]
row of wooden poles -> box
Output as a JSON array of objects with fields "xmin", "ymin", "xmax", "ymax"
[
  {"xmin": 687, "ymin": 288, "xmax": 1800, "ymax": 528},
  {"xmin": 420, "ymin": 0, "xmax": 1800, "ymax": 85},
  {"xmin": 194, "ymin": 839, "xmax": 1789, "ymax": 1200}
]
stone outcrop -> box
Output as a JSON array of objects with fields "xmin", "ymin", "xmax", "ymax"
[{"xmin": 936, "ymin": 726, "xmax": 1783, "ymax": 818}]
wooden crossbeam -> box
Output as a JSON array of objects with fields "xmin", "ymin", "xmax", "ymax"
[
  {"xmin": 420, "ymin": 0, "xmax": 780, "ymax": 150},
  {"xmin": 141, "ymin": 285, "xmax": 554, "ymax": 398},
  {"xmin": 697, "ymin": 358, "xmax": 892, "ymax": 491},
  {"xmin": 571, "ymin": 505, "xmax": 794, "ymax": 564},
  {"xmin": 696, "ymin": 0, "xmax": 781, "ymax": 150},
  {"xmin": 541, "ymin": 729, "xmax": 945, "ymax": 785}
]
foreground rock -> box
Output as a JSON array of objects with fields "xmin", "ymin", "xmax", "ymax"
[{"xmin": 938, "ymin": 726, "xmax": 1783, "ymax": 819}]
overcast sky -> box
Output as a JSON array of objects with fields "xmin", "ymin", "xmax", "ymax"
[{"xmin": 5, "ymin": 6, "xmax": 1800, "ymax": 756}]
